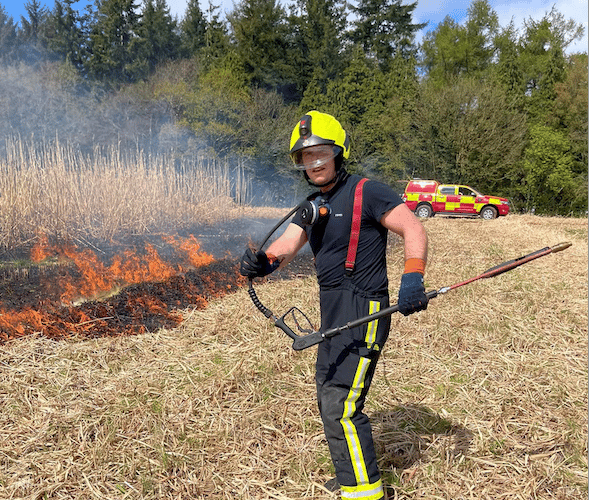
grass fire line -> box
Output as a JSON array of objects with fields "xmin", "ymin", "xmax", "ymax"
[{"xmin": 0, "ymin": 234, "xmax": 245, "ymax": 342}]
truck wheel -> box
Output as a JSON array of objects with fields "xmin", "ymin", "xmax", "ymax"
[
  {"xmin": 415, "ymin": 204, "xmax": 433, "ymax": 218},
  {"xmin": 480, "ymin": 206, "xmax": 498, "ymax": 220}
]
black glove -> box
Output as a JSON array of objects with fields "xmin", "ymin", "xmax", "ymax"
[
  {"xmin": 397, "ymin": 272, "xmax": 428, "ymax": 316},
  {"xmin": 240, "ymin": 248, "xmax": 279, "ymax": 279}
]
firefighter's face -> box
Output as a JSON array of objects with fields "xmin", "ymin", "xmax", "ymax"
[{"xmin": 300, "ymin": 146, "xmax": 337, "ymax": 190}]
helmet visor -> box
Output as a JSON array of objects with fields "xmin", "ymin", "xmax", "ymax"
[{"xmin": 291, "ymin": 145, "xmax": 339, "ymax": 171}]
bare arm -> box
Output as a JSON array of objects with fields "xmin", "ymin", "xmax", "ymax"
[
  {"xmin": 266, "ymin": 223, "xmax": 308, "ymax": 269},
  {"xmin": 380, "ymin": 203, "xmax": 428, "ymax": 263}
]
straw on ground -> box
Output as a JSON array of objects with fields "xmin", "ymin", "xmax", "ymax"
[{"xmin": 0, "ymin": 214, "xmax": 586, "ymax": 499}]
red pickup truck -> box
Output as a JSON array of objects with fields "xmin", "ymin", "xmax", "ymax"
[{"xmin": 402, "ymin": 180, "xmax": 510, "ymax": 219}]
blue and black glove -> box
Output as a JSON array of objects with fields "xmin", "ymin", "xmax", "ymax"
[
  {"xmin": 397, "ymin": 272, "xmax": 428, "ymax": 316},
  {"xmin": 240, "ymin": 248, "xmax": 280, "ymax": 279}
]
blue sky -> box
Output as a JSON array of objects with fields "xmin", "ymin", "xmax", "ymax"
[{"xmin": 3, "ymin": 0, "xmax": 587, "ymax": 54}]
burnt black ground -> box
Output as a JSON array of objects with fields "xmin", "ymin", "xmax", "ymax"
[{"xmin": 0, "ymin": 228, "xmax": 316, "ymax": 342}]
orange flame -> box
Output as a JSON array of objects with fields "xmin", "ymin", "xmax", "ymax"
[
  {"xmin": 0, "ymin": 234, "xmax": 243, "ymax": 343},
  {"xmin": 0, "ymin": 307, "xmax": 43, "ymax": 338},
  {"xmin": 163, "ymin": 234, "xmax": 215, "ymax": 268},
  {"xmin": 31, "ymin": 233, "xmax": 52, "ymax": 262},
  {"xmin": 110, "ymin": 244, "xmax": 177, "ymax": 285},
  {"xmin": 30, "ymin": 234, "xmax": 216, "ymax": 303}
]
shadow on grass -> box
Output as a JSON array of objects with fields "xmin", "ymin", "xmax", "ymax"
[{"xmin": 371, "ymin": 404, "xmax": 473, "ymax": 470}]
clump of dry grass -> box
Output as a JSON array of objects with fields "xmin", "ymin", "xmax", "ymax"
[
  {"xmin": 0, "ymin": 138, "xmax": 253, "ymax": 250},
  {"xmin": 0, "ymin": 214, "xmax": 586, "ymax": 499}
]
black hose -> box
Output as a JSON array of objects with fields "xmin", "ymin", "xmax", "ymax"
[
  {"xmin": 258, "ymin": 203, "xmax": 302, "ymax": 250},
  {"xmin": 247, "ymin": 201, "xmax": 304, "ymax": 319},
  {"xmin": 248, "ymin": 279, "xmax": 274, "ymax": 318}
]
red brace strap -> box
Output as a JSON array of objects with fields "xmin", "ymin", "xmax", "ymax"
[{"xmin": 345, "ymin": 178, "xmax": 368, "ymax": 274}]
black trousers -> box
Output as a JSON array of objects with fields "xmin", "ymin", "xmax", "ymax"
[{"xmin": 316, "ymin": 281, "xmax": 391, "ymax": 500}]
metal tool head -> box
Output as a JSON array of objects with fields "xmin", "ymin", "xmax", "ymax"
[{"xmin": 551, "ymin": 242, "xmax": 572, "ymax": 253}]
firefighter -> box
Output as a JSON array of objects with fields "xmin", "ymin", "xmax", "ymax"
[{"xmin": 240, "ymin": 110, "xmax": 428, "ymax": 499}]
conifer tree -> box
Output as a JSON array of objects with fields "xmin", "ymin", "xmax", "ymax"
[
  {"xmin": 180, "ymin": 0, "xmax": 207, "ymax": 58},
  {"xmin": 420, "ymin": 16, "xmax": 465, "ymax": 85},
  {"xmin": 138, "ymin": 0, "xmax": 180, "ymax": 73},
  {"xmin": 420, "ymin": 0, "xmax": 498, "ymax": 84},
  {"xmin": 463, "ymin": 0, "xmax": 499, "ymax": 74},
  {"xmin": 86, "ymin": 0, "xmax": 143, "ymax": 83},
  {"xmin": 45, "ymin": 0, "xmax": 87, "ymax": 68},
  {"xmin": 517, "ymin": 9, "xmax": 582, "ymax": 122},
  {"xmin": 0, "ymin": 5, "xmax": 18, "ymax": 63},
  {"xmin": 349, "ymin": 0, "xmax": 425, "ymax": 71},
  {"xmin": 494, "ymin": 23, "xmax": 524, "ymax": 102},
  {"xmin": 516, "ymin": 10, "xmax": 586, "ymax": 213},
  {"xmin": 20, "ymin": 0, "xmax": 48, "ymax": 44},
  {"xmin": 228, "ymin": 0, "xmax": 290, "ymax": 90},
  {"xmin": 551, "ymin": 53, "xmax": 588, "ymax": 185},
  {"xmin": 200, "ymin": 2, "xmax": 230, "ymax": 67},
  {"xmin": 287, "ymin": 0, "xmax": 347, "ymax": 99},
  {"xmin": 18, "ymin": 0, "xmax": 50, "ymax": 62}
]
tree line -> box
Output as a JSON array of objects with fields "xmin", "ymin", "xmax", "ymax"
[{"xmin": 0, "ymin": 0, "xmax": 586, "ymax": 214}]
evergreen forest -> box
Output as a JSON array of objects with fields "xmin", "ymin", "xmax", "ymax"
[{"xmin": 0, "ymin": 0, "xmax": 587, "ymax": 215}]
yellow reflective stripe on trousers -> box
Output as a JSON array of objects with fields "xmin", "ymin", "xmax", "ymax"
[
  {"xmin": 341, "ymin": 478, "xmax": 384, "ymax": 500},
  {"xmin": 341, "ymin": 357, "xmax": 372, "ymax": 489},
  {"xmin": 364, "ymin": 301, "xmax": 380, "ymax": 349}
]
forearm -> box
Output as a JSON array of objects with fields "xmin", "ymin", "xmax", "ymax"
[
  {"xmin": 402, "ymin": 221, "xmax": 428, "ymax": 262},
  {"xmin": 265, "ymin": 223, "xmax": 307, "ymax": 269},
  {"xmin": 381, "ymin": 203, "xmax": 428, "ymax": 268}
]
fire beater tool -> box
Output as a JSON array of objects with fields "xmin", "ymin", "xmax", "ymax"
[{"xmin": 246, "ymin": 204, "xmax": 572, "ymax": 351}]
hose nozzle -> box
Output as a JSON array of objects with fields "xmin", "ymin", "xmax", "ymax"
[{"xmin": 551, "ymin": 242, "xmax": 572, "ymax": 253}]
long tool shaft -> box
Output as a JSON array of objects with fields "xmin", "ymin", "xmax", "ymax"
[
  {"xmin": 285, "ymin": 241, "xmax": 572, "ymax": 350},
  {"xmin": 438, "ymin": 241, "xmax": 572, "ymax": 293}
]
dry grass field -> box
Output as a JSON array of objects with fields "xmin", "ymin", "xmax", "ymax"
[{"xmin": 0, "ymin": 214, "xmax": 586, "ymax": 499}]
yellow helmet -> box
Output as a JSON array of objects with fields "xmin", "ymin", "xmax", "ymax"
[{"xmin": 289, "ymin": 111, "xmax": 350, "ymax": 168}]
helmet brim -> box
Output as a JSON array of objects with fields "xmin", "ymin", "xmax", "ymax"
[{"xmin": 289, "ymin": 136, "xmax": 336, "ymax": 156}]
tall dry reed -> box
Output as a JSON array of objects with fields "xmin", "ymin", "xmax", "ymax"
[{"xmin": 0, "ymin": 138, "xmax": 251, "ymax": 250}]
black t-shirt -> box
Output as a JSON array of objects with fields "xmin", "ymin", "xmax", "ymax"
[{"xmin": 292, "ymin": 173, "xmax": 403, "ymax": 294}]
